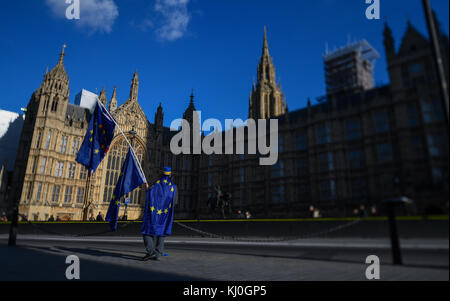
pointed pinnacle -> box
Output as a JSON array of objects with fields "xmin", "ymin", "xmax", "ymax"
[
  {"xmin": 263, "ymin": 26, "xmax": 269, "ymax": 50},
  {"xmin": 58, "ymin": 43, "xmax": 66, "ymax": 65},
  {"xmin": 112, "ymin": 85, "xmax": 117, "ymax": 98}
]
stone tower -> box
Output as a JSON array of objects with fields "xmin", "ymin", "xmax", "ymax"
[
  {"xmin": 248, "ymin": 27, "xmax": 286, "ymax": 120},
  {"xmin": 39, "ymin": 44, "xmax": 70, "ymax": 117},
  {"xmin": 8, "ymin": 45, "xmax": 73, "ymax": 219}
]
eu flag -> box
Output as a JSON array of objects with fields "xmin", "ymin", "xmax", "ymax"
[
  {"xmin": 76, "ymin": 100, "xmax": 116, "ymax": 174},
  {"xmin": 141, "ymin": 174, "xmax": 177, "ymax": 236},
  {"xmin": 106, "ymin": 147, "xmax": 146, "ymax": 231}
]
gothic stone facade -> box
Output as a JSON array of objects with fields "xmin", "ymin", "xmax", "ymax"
[
  {"xmin": 196, "ymin": 22, "xmax": 448, "ymax": 218},
  {"xmin": 8, "ymin": 47, "xmax": 198, "ymax": 221}
]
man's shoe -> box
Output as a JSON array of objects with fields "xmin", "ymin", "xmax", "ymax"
[
  {"xmin": 141, "ymin": 254, "xmax": 154, "ymax": 261},
  {"xmin": 150, "ymin": 255, "xmax": 160, "ymax": 261}
]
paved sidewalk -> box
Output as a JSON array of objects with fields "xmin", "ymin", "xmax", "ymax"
[
  {"xmin": 2, "ymin": 234, "xmax": 448, "ymax": 250},
  {"xmin": 0, "ymin": 235, "xmax": 448, "ymax": 281}
]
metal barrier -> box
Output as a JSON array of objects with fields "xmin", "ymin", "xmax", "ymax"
[
  {"xmin": 1, "ymin": 215, "xmax": 448, "ymax": 241},
  {"xmin": 5, "ymin": 213, "xmax": 368, "ymax": 242}
]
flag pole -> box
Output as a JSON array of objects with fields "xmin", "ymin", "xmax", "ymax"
[
  {"xmin": 96, "ymin": 98, "xmax": 148, "ymax": 184},
  {"xmin": 81, "ymin": 170, "xmax": 91, "ymax": 221}
]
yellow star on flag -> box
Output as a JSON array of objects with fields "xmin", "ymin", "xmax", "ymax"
[
  {"xmin": 150, "ymin": 206, "xmax": 155, "ymax": 212},
  {"xmin": 89, "ymin": 137, "xmax": 93, "ymax": 142},
  {"xmin": 171, "ymin": 187, "xmax": 174, "ymax": 192},
  {"xmin": 169, "ymin": 182, "xmax": 172, "ymax": 186},
  {"xmin": 169, "ymin": 203, "xmax": 172, "ymax": 208},
  {"xmin": 115, "ymin": 200, "xmax": 119, "ymax": 205},
  {"xmin": 112, "ymin": 195, "xmax": 115, "ymax": 200},
  {"xmin": 95, "ymin": 149, "xmax": 99, "ymax": 154},
  {"xmin": 164, "ymin": 209, "xmax": 168, "ymax": 214},
  {"xmin": 163, "ymin": 179, "xmax": 167, "ymax": 184},
  {"xmin": 157, "ymin": 209, "xmax": 162, "ymax": 215},
  {"xmin": 156, "ymin": 180, "xmax": 160, "ymax": 184},
  {"xmin": 90, "ymin": 130, "xmax": 94, "ymax": 134}
]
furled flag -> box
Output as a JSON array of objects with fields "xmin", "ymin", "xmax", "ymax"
[
  {"xmin": 106, "ymin": 147, "xmax": 147, "ymax": 231},
  {"xmin": 76, "ymin": 100, "xmax": 116, "ymax": 174}
]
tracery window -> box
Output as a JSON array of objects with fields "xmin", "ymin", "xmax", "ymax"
[{"xmin": 103, "ymin": 137, "xmax": 145, "ymax": 205}]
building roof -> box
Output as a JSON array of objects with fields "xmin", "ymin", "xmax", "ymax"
[
  {"xmin": 279, "ymin": 85, "xmax": 391, "ymax": 125},
  {"xmin": 66, "ymin": 104, "xmax": 91, "ymax": 122}
]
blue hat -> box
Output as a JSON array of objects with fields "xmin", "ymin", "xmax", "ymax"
[{"xmin": 163, "ymin": 167, "xmax": 172, "ymax": 175}]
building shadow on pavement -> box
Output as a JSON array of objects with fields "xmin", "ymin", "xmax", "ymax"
[{"xmin": 0, "ymin": 244, "xmax": 206, "ymax": 281}]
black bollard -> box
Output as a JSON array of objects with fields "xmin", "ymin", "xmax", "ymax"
[
  {"xmin": 386, "ymin": 202, "xmax": 402, "ymax": 265},
  {"xmin": 8, "ymin": 206, "xmax": 19, "ymax": 247},
  {"xmin": 383, "ymin": 196, "xmax": 412, "ymax": 265}
]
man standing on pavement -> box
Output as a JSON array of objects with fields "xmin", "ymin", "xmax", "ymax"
[{"xmin": 141, "ymin": 167, "xmax": 177, "ymax": 261}]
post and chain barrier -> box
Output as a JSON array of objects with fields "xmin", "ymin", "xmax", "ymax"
[
  {"xmin": 174, "ymin": 215, "xmax": 367, "ymax": 243},
  {"xmin": 6, "ymin": 212, "xmax": 368, "ymax": 243}
]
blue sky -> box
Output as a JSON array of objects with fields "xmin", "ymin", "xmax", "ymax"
[{"xmin": 0, "ymin": 0, "xmax": 448, "ymax": 128}]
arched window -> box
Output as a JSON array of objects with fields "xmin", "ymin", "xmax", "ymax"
[{"xmin": 103, "ymin": 137, "xmax": 146, "ymax": 205}]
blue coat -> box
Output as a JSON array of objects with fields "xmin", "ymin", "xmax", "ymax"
[{"xmin": 141, "ymin": 176, "xmax": 176, "ymax": 236}]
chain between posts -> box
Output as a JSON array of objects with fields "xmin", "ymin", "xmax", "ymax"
[
  {"xmin": 8, "ymin": 213, "xmax": 367, "ymax": 241},
  {"xmin": 174, "ymin": 215, "xmax": 367, "ymax": 243}
]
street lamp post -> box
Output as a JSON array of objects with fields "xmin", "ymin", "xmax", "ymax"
[{"xmin": 422, "ymin": 0, "xmax": 449, "ymax": 124}]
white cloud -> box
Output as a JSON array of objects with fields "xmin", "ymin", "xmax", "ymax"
[
  {"xmin": 154, "ymin": 0, "xmax": 191, "ymax": 41},
  {"xmin": 45, "ymin": 0, "xmax": 119, "ymax": 34}
]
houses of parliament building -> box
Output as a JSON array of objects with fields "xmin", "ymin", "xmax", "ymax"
[{"xmin": 4, "ymin": 19, "xmax": 449, "ymax": 221}]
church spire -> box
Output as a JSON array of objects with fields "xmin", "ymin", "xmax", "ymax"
[
  {"xmin": 109, "ymin": 85, "xmax": 117, "ymax": 111},
  {"xmin": 155, "ymin": 102, "xmax": 164, "ymax": 130},
  {"xmin": 58, "ymin": 43, "xmax": 66, "ymax": 65},
  {"xmin": 257, "ymin": 27, "xmax": 276, "ymax": 84},
  {"xmin": 129, "ymin": 70, "xmax": 139, "ymax": 102},
  {"xmin": 249, "ymin": 27, "xmax": 286, "ymax": 120},
  {"xmin": 190, "ymin": 88, "xmax": 195, "ymax": 106},
  {"xmin": 262, "ymin": 26, "xmax": 269, "ymax": 55},
  {"xmin": 183, "ymin": 89, "xmax": 197, "ymax": 126},
  {"xmin": 99, "ymin": 87, "xmax": 107, "ymax": 107},
  {"xmin": 383, "ymin": 21, "xmax": 396, "ymax": 59}
]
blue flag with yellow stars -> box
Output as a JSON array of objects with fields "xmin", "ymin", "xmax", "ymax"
[
  {"xmin": 105, "ymin": 147, "xmax": 146, "ymax": 231},
  {"xmin": 76, "ymin": 100, "xmax": 116, "ymax": 174},
  {"xmin": 141, "ymin": 173, "xmax": 176, "ymax": 236}
]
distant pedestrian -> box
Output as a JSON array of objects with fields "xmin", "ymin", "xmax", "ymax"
[
  {"xmin": 89, "ymin": 213, "xmax": 95, "ymax": 221},
  {"xmin": 48, "ymin": 215, "xmax": 55, "ymax": 222},
  {"xmin": 309, "ymin": 205, "xmax": 315, "ymax": 218},
  {"xmin": 56, "ymin": 216, "xmax": 61, "ymax": 222},
  {"xmin": 245, "ymin": 211, "xmax": 252, "ymax": 219},
  {"xmin": 313, "ymin": 208, "xmax": 321, "ymax": 218},
  {"xmin": 96, "ymin": 211, "xmax": 104, "ymax": 221},
  {"xmin": 236, "ymin": 210, "xmax": 245, "ymax": 219},
  {"xmin": 359, "ymin": 205, "xmax": 366, "ymax": 217}
]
